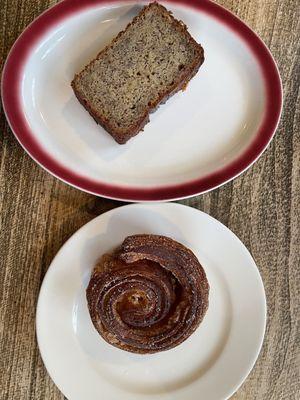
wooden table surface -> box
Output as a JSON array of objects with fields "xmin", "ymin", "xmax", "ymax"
[{"xmin": 0, "ymin": 0, "xmax": 299, "ymax": 399}]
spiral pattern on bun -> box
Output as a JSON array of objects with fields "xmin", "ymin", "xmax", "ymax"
[{"xmin": 86, "ymin": 234, "xmax": 209, "ymax": 353}]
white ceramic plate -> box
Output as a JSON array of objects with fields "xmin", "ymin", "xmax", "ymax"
[
  {"xmin": 2, "ymin": 0, "xmax": 282, "ymax": 201},
  {"xmin": 36, "ymin": 203, "xmax": 266, "ymax": 400}
]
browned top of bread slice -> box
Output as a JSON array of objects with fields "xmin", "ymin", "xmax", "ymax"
[{"xmin": 72, "ymin": 2, "xmax": 204, "ymax": 144}]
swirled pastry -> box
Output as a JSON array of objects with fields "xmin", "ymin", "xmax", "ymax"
[{"xmin": 86, "ymin": 234, "xmax": 209, "ymax": 353}]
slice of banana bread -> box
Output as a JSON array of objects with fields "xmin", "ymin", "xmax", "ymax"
[{"xmin": 71, "ymin": 2, "xmax": 204, "ymax": 144}]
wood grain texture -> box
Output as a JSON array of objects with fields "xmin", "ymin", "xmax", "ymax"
[{"xmin": 0, "ymin": 0, "xmax": 299, "ymax": 399}]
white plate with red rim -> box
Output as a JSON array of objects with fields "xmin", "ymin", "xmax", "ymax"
[
  {"xmin": 2, "ymin": 0, "xmax": 282, "ymax": 201},
  {"xmin": 36, "ymin": 203, "xmax": 266, "ymax": 400}
]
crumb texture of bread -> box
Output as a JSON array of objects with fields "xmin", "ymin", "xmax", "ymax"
[{"xmin": 72, "ymin": 2, "xmax": 204, "ymax": 144}]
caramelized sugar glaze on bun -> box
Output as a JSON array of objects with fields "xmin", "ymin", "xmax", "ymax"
[{"xmin": 86, "ymin": 234, "xmax": 209, "ymax": 354}]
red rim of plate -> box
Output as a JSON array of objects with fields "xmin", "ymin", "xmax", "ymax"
[{"xmin": 1, "ymin": 0, "xmax": 282, "ymax": 202}]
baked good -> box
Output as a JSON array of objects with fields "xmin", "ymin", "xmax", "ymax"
[
  {"xmin": 72, "ymin": 2, "xmax": 204, "ymax": 144},
  {"xmin": 86, "ymin": 234, "xmax": 209, "ymax": 353}
]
